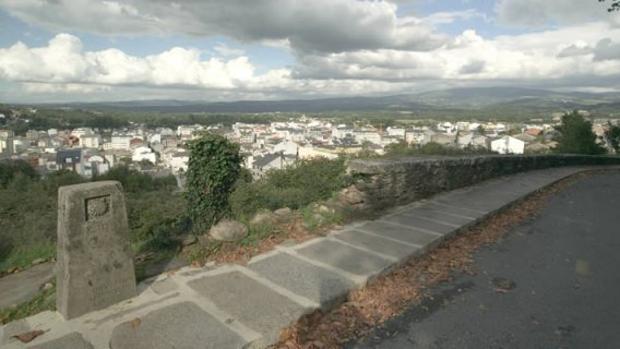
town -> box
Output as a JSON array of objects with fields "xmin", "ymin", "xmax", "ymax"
[{"xmin": 2, "ymin": 109, "xmax": 618, "ymax": 183}]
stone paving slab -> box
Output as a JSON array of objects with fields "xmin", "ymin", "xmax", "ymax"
[
  {"xmin": 187, "ymin": 270, "xmax": 309, "ymax": 346},
  {"xmin": 0, "ymin": 262, "xmax": 54, "ymax": 309},
  {"xmin": 295, "ymin": 239, "xmax": 393, "ymax": 280},
  {"xmin": 394, "ymin": 207, "xmax": 474, "ymax": 226},
  {"xmin": 382, "ymin": 214, "xmax": 456, "ymax": 235},
  {"xmin": 29, "ymin": 332, "xmax": 93, "ymax": 349},
  {"xmin": 109, "ymin": 302, "xmax": 247, "ymax": 349},
  {"xmin": 355, "ymin": 221, "xmax": 440, "ymax": 246},
  {"xmin": 248, "ymin": 252, "xmax": 356, "ymax": 309},
  {"xmin": 331, "ymin": 229, "xmax": 420, "ymax": 260},
  {"xmin": 3, "ymin": 166, "xmax": 612, "ymax": 349}
]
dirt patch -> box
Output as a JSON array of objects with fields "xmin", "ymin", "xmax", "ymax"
[
  {"xmin": 183, "ymin": 215, "xmax": 341, "ymax": 266},
  {"xmin": 273, "ymin": 170, "xmax": 604, "ymax": 349}
]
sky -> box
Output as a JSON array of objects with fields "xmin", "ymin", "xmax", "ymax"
[{"xmin": 0, "ymin": 0, "xmax": 619, "ymax": 103}]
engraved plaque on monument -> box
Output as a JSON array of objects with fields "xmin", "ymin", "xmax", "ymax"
[{"xmin": 56, "ymin": 181, "xmax": 137, "ymax": 320}]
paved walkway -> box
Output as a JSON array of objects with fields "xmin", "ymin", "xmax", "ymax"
[
  {"xmin": 0, "ymin": 166, "xmax": 609, "ymax": 349},
  {"xmin": 350, "ymin": 171, "xmax": 620, "ymax": 349},
  {"xmin": 0, "ymin": 263, "xmax": 54, "ymax": 310}
]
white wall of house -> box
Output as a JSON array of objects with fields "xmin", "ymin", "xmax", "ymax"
[{"xmin": 491, "ymin": 136, "xmax": 525, "ymax": 154}]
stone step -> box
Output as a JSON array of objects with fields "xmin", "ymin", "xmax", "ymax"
[{"xmin": 3, "ymin": 166, "xmax": 610, "ymax": 349}]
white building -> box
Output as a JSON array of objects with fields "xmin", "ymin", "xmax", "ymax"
[
  {"xmin": 491, "ymin": 136, "xmax": 525, "ymax": 154},
  {"xmin": 386, "ymin": 127, "xmax": 406, "ymax": 138},
  {"xmin": 106, "ymin": 135, "xmax": 132, "ymax": 150},
  {"xmin": 80, "ymin": 134, "xmax": 101, "ymax": 149},
  {"xmin": 132, "ymin": 146, "xmax": 157, "ymax": 164},
  {"xmin": 272, "ymin": 140, "xmax": 299, "ymax": 156}
]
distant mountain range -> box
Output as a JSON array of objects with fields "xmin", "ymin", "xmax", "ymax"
[{"xmin": 37, "ymin": 87, "xmax": 620, "ymax": 114}]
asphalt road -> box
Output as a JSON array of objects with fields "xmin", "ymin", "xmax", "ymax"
[{"xmin": 349, "ymin": 171, "xmax": 620, "ymax": 349}]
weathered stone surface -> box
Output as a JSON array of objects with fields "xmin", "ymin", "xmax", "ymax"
[
  {"xmin": 188, "ymin": 271, "xmax": 307, "ymax": 345},
  {"xmin": 384, "ymin": 214, "xmax": 456, "ymax": 235},
  {"xmin": 399, "ymin": 206, "xmax": 475, "ymax": 226},
  {"xmin": 56, "ymin": 181, "xmax": 136, "ymax": 320},
  {"xmin": 31, "ymin": 258, "xmax": 46, "ymax": 266},
  {"xmin": 332, "ymin": 229, "xmax": 419, "ymax": 260},
  {"xmin": 150, "ymin": 278, "xmax": 178, "ymax": 295},
  {"xmin": 250, "ymin": 211, "xmax": 274, "ymax": 226},
  {"xmin": 273, "ymin": 207, "xmax": 293, "ymax": 222},
  {"xmin": 339, "ymin": 185, "xmax": 366, "ymax": 207},
  {"xmin": 0, "ymin": 262, "xmax": 54, "ymax": 309},
  {"xmin": 356, "ymin": 221, "xmax": 440, "ymax": 246},
  {"xmin": 29, "ymin": 332, "xmax": 93, "ymax": 349},
  {"xmin": 180, "ymin": 234, "xmax": 197, "ymax": 247},
  {"xmin": 109, "ymin": 302, "xmax": 247, "ymax": 349},
  {"xmin": 347, "ymin": 155, "xmax": 620, "ymax": 212},
  {"xmin": 209, "ymin": 219, "xmax": 248, "ymax": 242},
  {"xmin": 249, "ymin": 252, "xmax": 356, "ymax": 308},
  {"xmin": 296, "ymin": 239, "xmax": 392, "ymax": 278}
]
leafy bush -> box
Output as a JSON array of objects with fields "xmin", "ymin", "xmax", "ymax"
[
  {"xmin": 230, "ymin": 157, "xmax": 347, "ymax": 218},
  {"xmin": 96, "ymin": 166, "xmax": 176, "ymax": 192},
  {"xmin": 0, "ymin": 160, "xmax": 39, "ymax": 188},
  {"xmin": 0, "ymin": 161, "xmax": 184, "ymax": 272},
  {"xmin": 185, "ymin": 134, "xmax": 242, "ymax": 229}
]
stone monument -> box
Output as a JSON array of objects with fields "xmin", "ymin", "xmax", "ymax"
[{"xmin": 56, "ymin": 181, "xmax": 137, "ymax": 320}]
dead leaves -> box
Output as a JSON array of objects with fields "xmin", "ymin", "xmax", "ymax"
[
  {"xmin": 13, "ymin": 329, "xmax": 46, "ymax": 343},
  {"xmin": 274, "ymin": 173, "xmax": 586, "ymax": 349}
]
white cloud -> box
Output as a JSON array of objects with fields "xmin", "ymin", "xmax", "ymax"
[
  {"xmin": 0, "ymin": 33, "xmax": 419, "ymax": 100},
  {"xmin": 495, "ymin": 0, "xmax": 619, "ymax": 27},
  {"xmin": 294, "ymin": 23, "xmax": 620, "ymax": 83},
  {"xmin": 0, "ymin": 34, "xmax": 258, "ymax": 89},
  {"xmin": 0, "ymin": 0, "xmax": 445, "ymax": 53}
]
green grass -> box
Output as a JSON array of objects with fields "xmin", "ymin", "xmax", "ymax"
[
  {"xmin": 0, "ymin": 242, "xmax": 55, "ymax": 273},
  {"xmin": 301, "ymin": 205, "xmax": 344, "ymax": 232},
  {"xmin": 239, "ymin": 222, "xmax": 279, "ymax": 247},
  {"xmin": 0, "ymin": 284, "xmax": 56, "ymax": 325}
]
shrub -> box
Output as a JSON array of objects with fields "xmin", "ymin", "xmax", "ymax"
[
  {"xmin": 0, "ymin": 160, "xmax": 39, "ymax": 188},
  {"xmin": 96, "ymin": 166, "xmax": 176, "ymax": 192},
  {"xmin": 230, "ymin": 157, "xmax": 347, "ymax": 218},
  {"xmin": 185, "ymin": 134, "xmax": 242, "ymax": 230}
]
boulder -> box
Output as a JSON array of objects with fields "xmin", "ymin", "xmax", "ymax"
[
  {"xmin": 250, "ymin": 211, "xmax": 275, "ymax": 226},
  {"xmin": 273, "ymin": 207, "xmax": 293, "ymax": 222},
  {"xmin": 31, "ymin": 258, "xmax": 46, "ymax": 266},
  {"xmin": 339, "ymin": 185, "xmax": 365, "ymax": 206},
  {"xmin": 181, "ymin": 235, "xmax": 197, "ymax": 247},
  {"xmin": 209, "ymin": 219, "xmax": 248, "ymax": 242}
]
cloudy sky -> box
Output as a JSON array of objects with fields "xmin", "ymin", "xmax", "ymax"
[{"xmin": 0, "ymin": 0, "xmax": 619, "ymax": 103}]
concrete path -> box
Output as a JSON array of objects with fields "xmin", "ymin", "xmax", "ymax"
[
  {"xmin": 0, "ymin": 263, "xmax": 54, "ymax": 309},
  {"xmin": 0, "ymin": 166, "xmax": 610, "ymax": 349},
  {"xmin": 350, "ymin": 171, "xmax": 620, "ymax": 349}
]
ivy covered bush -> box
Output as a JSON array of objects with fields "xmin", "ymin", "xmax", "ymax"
[{"xmin": 186, "ymin": 133, "xmax": 242, "ymax": 230}]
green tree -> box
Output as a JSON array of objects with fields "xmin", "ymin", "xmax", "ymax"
[
  {"xmin": 606, "ymin": 123, "xmax": 620, "ymax": 153},
  {"xmin": 185, "ymin": 133, "xmax": 242, "ymax": 230},
  {"xmin": 554, "ymin": 111, "xmax": 606, "ymax": 155}
]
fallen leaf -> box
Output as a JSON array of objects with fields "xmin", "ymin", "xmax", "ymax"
[
  {"xmin": 130, "ymin": 318, "xmax": 142, "ymax": 329},
  {"xmin": 13, "ymin": 330, "xmax": 45, "ymax": 343}
]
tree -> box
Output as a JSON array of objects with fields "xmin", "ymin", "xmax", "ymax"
[
  {"xmin": 605, "ymin": 123, "xmax": 620, "ymax": 153},
  {"xmin": 185, "ymin": 133, "xmax": 242, "ymax": 230},
  {"xmin": 599, "ymin": 0, "xmax": 620, "ymax": 12},
  {"xmin": 554, "ymin": 111, "xmax": 606, "ymax": 155}
]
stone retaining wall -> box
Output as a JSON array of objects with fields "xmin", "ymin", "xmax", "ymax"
[{"xmin": 343, "ymin": 155, "xmax": 620, "ymax": 211}]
